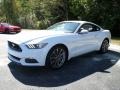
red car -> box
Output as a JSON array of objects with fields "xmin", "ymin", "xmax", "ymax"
[{"xmin": 0, "ymin": 23, "xmax": 21, "ymax": 33}]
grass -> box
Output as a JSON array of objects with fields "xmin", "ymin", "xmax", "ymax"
[{"xmin": 111, "ymin": 37, "xmax": 120, "ymax": 45}]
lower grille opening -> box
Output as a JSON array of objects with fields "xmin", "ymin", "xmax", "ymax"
[{"xmin": 25, "ymin": 58, "xmax": 38, "ymax": 63}]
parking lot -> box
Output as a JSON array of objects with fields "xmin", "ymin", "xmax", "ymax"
[{"xmin": 0, "ymin": 30, "xmax": 120, "ymax": 90}]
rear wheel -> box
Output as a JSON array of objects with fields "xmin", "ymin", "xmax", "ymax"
[
  {"xmin": 99, "ymin": 39, "xmax": 109, "ymax": 53},
  {"xmin": 46, "ymin": 46, "xmax": 67, "ymax": 69}
]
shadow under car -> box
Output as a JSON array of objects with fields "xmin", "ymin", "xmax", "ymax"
[{"xmin": 8, "ymin": 50, "xmax": 120, "ymax": 87}]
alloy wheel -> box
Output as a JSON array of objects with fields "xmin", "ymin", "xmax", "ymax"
[
  {"xmin": 101, "ymin": 40, "xmax": 109, "ymax": 53},
  {"xmin": 49, "ymin": 47, "xmax": 66, "ymax": 69}
]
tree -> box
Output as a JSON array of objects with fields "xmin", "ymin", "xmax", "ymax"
[
  {"xmin": 2, "ymin": 0, "xmax": 19, "ymax": 25},
  {"xmin": 0, "ymin": 0, "xmax": 120, "ymax": 36}
]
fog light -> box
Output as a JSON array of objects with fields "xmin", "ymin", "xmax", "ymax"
[{"xmin": 25, "ymin": 58, "xmax": 38, "ymax": 63}]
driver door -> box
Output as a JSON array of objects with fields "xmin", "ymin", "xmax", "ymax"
[{"xmin": 75, "ymin": 23, "xmax": 98, "ymax": 55}]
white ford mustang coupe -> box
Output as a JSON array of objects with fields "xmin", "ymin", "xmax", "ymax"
[{"xmin": 8, "ymin": 21, "xmax": 111, "ymax": 69}]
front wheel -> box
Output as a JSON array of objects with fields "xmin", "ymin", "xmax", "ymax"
[
  {"xmin": 5, "ymin": 28, "xmax": 10, "ymax": 34},
  {"xmin": 99, "ymin": 39, "xmax": 109, "ymax": 53},
  {"xmin": 46, "ymin": 46, "xmax": 67, "ymax": 69}
]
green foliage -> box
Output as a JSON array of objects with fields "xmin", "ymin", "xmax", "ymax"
[
  {"xmin": 69, "ymin": 0, "xmax": 120, "ymax": 36},
  {"xmin": 1, "ymin": 0, "xmax": 19, "ymax": 24},
  {"xmin": 0, "ymin": 0, "xmax": 120, "ymax": 36}
]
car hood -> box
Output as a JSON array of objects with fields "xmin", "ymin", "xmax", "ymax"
[
  {"xmin": 9, "ymin": 26, "xmax": 20, "ymax": 29},
  {"xmin": 9, "ymin": 30, "xmax": 68, "ymax": 44}
]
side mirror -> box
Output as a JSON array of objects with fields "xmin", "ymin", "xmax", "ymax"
[{"xmin": 79, "ymin": 29, "xmax": 88, "ymax": 34}]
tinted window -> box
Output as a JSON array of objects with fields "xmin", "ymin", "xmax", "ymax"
[
  {"xmin": 92, "ymin": 25, "xmax": 100, "ymax": 31},
  {"xmin": 80, "ymin": 24, "xmax": 93, "ymax": 32},
  {"xmin": 1, "ymin": 23, "xmax": 10, "ymax": 27},
  {"xmin": 80, "ymin": 23, "xmax": 100, "ymax": 32}
]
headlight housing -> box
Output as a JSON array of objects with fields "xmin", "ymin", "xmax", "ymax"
[{"xmin": 26, "ymin": 43, "xmax": 48, "ymax": 49}]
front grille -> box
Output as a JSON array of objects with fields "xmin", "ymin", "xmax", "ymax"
[
  {"xmin": 8, "ymin": 41, "xmax": 22, "ymax": 52},
  {"xmin": 25, "ymin": 58, "xmax": 38, "ymax": 63},
  {"xmin": 14, "ymin": 28, "xmax": 20, "ymax": 31}
]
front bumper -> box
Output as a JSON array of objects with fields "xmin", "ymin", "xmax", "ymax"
[
  {"xmin": 8, "ymin": 44, "xmax": 47, "ymax": 66},
  {"xmin": 10, "ymin": 29, "xmax": 21, "ymax": 33}
]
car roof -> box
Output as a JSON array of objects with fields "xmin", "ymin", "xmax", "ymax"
[
  {"xmin": 63, "ymin": 20, "xmax": 101, "ymax": 28},
  {"xmin": 1, "ymin": 23, "xmax": 9, "ymax": 25},
  {"xmin": 63, "ymin": 21, "xmax": 89, "ymax": 24}
]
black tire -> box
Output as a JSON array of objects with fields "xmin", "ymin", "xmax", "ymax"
[
  {"xmin": 46, "ymin": 46, "xmax": 67, "ymax": 69},
  {"xmin": 17, "ymin": 31, "xmax": 21, "ymax": 33},
  {"xmin": 99, "ymin": 39, "xmax": 109, "ymax": 54},
  {"xmin": 5, "ymin": 28, "xmax": 10, "ymax": 34}
]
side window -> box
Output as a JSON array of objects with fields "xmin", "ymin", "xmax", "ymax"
[
  {"xmin": 0, "ymin": 24, "xmax": 2, "ymax": 27},
  {"xmin": 80, "ymin": 24, "xmax": 93, "ymax": 31},
  {"xmin": 91, "ymin": 25, "xmax": 100, "ymax": 32},
  {"xmin": 78, "ymin": 23, "xmax": 101, "ymax": 33}
]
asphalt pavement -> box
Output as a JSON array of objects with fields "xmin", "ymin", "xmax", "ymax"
[{"xmin": 0, "ymin": 30, "xmax": 120, "ymax": 90}]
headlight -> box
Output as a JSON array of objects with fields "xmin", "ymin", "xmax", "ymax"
[{"xmin": 26, "ymin": 43, "xmax": 48, "ymax": 49}]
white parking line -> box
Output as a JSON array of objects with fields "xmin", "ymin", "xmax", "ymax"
[
  {"xmin": 116, "ymin": 60, "xmax": 120, "ymax": 67},
  {"xmin": 109, "ymin": 44, "xmax": 120, "ymax": 52}
]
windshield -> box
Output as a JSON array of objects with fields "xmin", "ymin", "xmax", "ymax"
[
  {"xmin": 47, "ymin": 22, "xmax": 80, "ymax": 32},
  {"xmin": 1, "ymin": 23, "xmax": 10, "ymax": 26}
]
